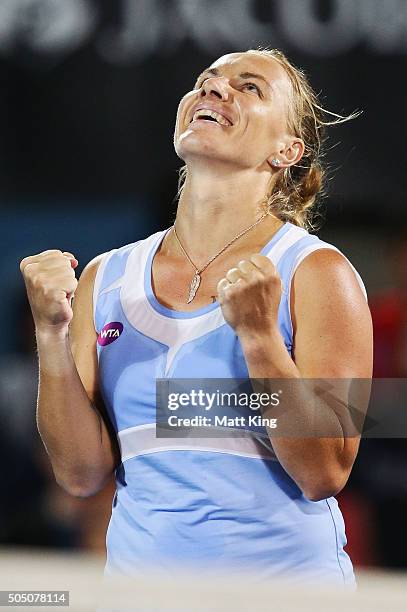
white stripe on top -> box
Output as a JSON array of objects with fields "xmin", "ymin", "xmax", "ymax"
[{"xmin": 118, "ymin": 423, "xmax": 277, "ymax": 463}]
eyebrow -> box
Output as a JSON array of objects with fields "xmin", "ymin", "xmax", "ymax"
[{"xmin": 196, "ymin": 68, "xmax": 272, "ymax": 90}]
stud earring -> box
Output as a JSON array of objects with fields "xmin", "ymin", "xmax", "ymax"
[{"xmin": 271, "ymin": 159, "xmax": 281, "ymax": 167}]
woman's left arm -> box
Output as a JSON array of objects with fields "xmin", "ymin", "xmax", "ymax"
[{"xmin": 219, "ymin": 249, "xmax": 373, "ymax": 501}]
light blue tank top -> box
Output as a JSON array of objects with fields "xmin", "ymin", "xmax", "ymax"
[{"xmin": 93, "ymin": 222, "xmax": 366, "ymax": 586}]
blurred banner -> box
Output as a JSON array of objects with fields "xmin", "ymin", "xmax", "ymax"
[
  {"xmin": 1, "ymin": 0, "xmax": 406, "ymax": 209},
  {"xmin": 1, "ymin": 0, "xmax": 407, "ymax": 60}
]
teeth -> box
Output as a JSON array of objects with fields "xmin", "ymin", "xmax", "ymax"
[{"xmin": 193, "ymin": 109, "xmax": 231, "ymax": 126}]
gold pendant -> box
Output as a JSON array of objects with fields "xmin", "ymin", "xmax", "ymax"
[{"xmin": 187, "ymin": 272, "xmax": 201, "ymax": 303}]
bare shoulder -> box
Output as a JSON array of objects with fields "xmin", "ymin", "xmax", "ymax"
[
  {"xmin": 291, "ymin": 247, "xmax": 370, "ymax": 318},
  {"xmin": 290, "ymin": 247, "xmax": 373, "ymax": 378},
  {"xmin": 293, "ymin": 247, "xmax": 366, "ymax": 301}
]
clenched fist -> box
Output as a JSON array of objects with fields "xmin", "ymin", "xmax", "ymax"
[
  {"xmin": 20, "ymin": 250, "xmax": 79, "ymax": 332},
  {"xmin": 217, "ymin": 253, "xmax": 283, "ymax": 338}
]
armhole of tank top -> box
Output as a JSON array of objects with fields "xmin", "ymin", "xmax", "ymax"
[
  {"xmin": 92, "ymin": 249, "xmax": 117, "ymax": 333},
  {"xmin": 286, "ymin": 244, "xmax": 368, "ymax": 340}
]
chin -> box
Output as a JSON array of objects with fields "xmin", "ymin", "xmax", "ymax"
[{"xmin": 176, "ymin": 135, "xmax": 233, "ymax": 165}]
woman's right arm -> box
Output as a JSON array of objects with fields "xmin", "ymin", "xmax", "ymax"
[{"xmin": 20, "ymin": 250, "xmax": 120, "ymax": 498}]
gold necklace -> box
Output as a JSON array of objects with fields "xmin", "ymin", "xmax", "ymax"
[{"xmin": 173, "ymin": 212, "xmax": 270, "ymax": 304}]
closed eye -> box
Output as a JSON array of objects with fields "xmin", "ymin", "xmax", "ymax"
[
  {"xmin": 194, "ymin": 78, "xmax": 263, "ymax": 97},
  {"xmin": 242, "ymin": 82, "xmax": 262, "ymax": 95}
]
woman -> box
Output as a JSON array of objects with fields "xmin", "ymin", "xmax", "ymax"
[{"xmin": 20, "ymin": 49, "xmax": 373, "ymax": 585}]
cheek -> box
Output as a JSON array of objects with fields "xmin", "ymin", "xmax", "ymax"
[
  {"xmin": 175, "ymin": 92, "xmax": 196, "ymax": 133},
  {"xmin": 248, "ymin": 107, "xmax": 282, "ymax": 146}
]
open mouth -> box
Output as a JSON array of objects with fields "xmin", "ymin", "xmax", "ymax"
[{"xmin": 190, "ymin": 109, "xmax": 232, "ymax": 127}]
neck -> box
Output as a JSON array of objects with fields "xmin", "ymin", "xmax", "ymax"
[{"xmin": 172, "ymin": 163, "xmax": 279, "ymax": 259}]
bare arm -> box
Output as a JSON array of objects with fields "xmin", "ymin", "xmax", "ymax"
[
  {"xmin": 20, "ymin": 250, "xmax": 120, "ymax": 497},
  {"xmin": 218, "ymin": 249, "xmax": 373, "ymax": 501}
]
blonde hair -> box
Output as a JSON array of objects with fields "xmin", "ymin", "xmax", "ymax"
[{"xmin": 178, "ymin": 48, "xmax": 360, "ymax": 230}]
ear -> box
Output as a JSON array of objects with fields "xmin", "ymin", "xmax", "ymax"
[{"xmin": 267, "ymin": 138, "xmax": 305, "ymax": 169}]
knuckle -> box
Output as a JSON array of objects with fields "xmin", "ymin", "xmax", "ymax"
[
  {"xmin": 226, "ymin": 267, "xmax": 238, "ymax": 280},
  {"xmin": 19, "ymin": 257, "xmax": 29, "ymax": 272},
  {"xmin": 32, "ymin": 273, "xmax": 45, "ymax": 290},
  {"xmin": 62, "ymin": 251, "xmax": 76, "ymax": 259},
  {"xmin": 42, "ymin": 249, "xmax": 63, "ymax": 257},
  {"xmin": 237, "ymin": 260, "xmax": 250, "ymax": 273},
  {"xmin": 21, "ymin": 261, "xmax": 34, "ymax": 278}
]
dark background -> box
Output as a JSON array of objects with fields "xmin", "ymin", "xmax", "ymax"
[
  {"xmin": 2, "ymin": 0, "xmax": 407, "ymax": 571},
  {"xmin": 2, "ymin": 0, "xmax": 407, "ymax": 212}
]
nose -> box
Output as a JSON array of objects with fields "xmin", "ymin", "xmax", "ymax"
[{"xmin": 200, "ymin": 76, "xmax": 230, "ymax": 101}]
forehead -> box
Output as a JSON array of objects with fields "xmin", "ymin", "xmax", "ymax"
[{"xmin": 207, "ymin": 52, "xmax": 292, "ymax": 94}]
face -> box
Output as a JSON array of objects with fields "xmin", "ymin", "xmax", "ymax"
[{"xmin": 174, "ymin": 52, "xmax": 303, "ymax": 171}]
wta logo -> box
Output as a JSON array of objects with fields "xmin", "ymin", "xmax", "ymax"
[{"xmin": 98, "ymin": 322, "xmax": 124, "ymax": 346}]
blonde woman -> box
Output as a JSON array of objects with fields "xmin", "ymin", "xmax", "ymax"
[{"xmin": 20, "ymin": 49, "xmax": 373, "ymax": 585}]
